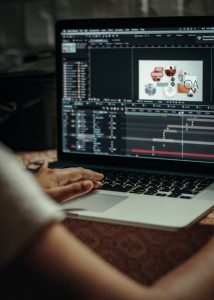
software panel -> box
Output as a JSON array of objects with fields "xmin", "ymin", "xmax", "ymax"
[{"xmin": 59, "ymin": 20, "xmax": 214, "ymax": 164}]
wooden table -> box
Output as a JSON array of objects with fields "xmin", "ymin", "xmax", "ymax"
[{"xmin": 17, "ymin": 149, "xmax": 214, "ymax": 284}]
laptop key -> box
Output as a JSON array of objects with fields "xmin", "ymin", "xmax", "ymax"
[
  {"xmin": 156, "ymin": 193, "xmax": 167, "ymax": 197},
  {"xmin": 180, "ymin": 195, "xmax": 193, "ymax": 199}
]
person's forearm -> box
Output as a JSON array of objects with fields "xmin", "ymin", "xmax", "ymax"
[
  {"xmin": 154, "ymin": 235, "xmax": 214, "ymax": 300},
  {"xmin": 25, "ymin": 222, "xmax": 214, "ymax": 300},
  {"xmin": 26, "ymin": 223, "xmax": 164, "ymax": 300}
]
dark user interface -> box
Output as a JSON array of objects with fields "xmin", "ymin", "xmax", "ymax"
[{"xmin": 60, "ymin": 24, "xmax": 214, "ymax": 162}]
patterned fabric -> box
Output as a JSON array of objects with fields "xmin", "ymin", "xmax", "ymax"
[{"xmin": 64, "ymin": 219, "xmax": 214, "ymax": 284}]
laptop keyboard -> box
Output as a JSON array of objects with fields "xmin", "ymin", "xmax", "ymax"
[{"xmin": 97, "ymin": 169, "xmax": 214, "ymax": 199}]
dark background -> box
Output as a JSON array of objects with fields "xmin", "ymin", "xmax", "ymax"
[{"xmin": 0, "ymin": 0, "xmax": 213, "ymax": 151}]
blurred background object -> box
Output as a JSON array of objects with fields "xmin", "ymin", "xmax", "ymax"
[{"xmin": 0, "ymin": 0, "xmax": 213, "ymax": 150}]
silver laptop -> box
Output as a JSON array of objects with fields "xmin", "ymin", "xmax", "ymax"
[{"xmin": 54, "ymin": 16, "xmax": 214, "ymax": 230}]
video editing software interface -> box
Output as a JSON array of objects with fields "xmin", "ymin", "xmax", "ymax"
[{"xmin": 60, "ymin": 22, "xmax": 214, "ymax": 163}]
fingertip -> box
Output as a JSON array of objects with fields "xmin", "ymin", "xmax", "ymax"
[
  {"xmin": 95, "ymin": 172, "xmax": 104, "ymax": 180},
  {"xmin": 93, "ymin": 181, "xmax": 103, "ymax": 189}
]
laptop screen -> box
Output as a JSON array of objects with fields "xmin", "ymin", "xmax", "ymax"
[{"xmin": 56, "ymin": 17, "xmax": 214, "ymax": 166}]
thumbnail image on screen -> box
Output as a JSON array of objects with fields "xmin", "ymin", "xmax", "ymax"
[{"xmin": 139, "ymin": 60, "xmax": 203, "ymax": 102}]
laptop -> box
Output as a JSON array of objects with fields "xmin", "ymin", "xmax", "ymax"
[{"xmin": 54, "ymin": 16, "xmax": 214, "ymax": 230}]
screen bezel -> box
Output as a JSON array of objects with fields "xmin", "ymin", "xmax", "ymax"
[{"xmin": 55, "ymin": 16, "xmax": 214, "ymax": 175}]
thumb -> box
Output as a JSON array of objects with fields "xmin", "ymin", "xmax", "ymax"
[{"xmin": 46, "ymin": 180, "xmax": 94, "ymax": 202}]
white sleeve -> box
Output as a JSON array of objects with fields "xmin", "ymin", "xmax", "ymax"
[{"xmin": 0, "ymin": 144, "xmax": 65, "ymax": 266}]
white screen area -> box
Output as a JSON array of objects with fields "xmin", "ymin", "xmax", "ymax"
[{"xmin": 139, "ymin": 60, "xmax": 203, "ymax": 102}]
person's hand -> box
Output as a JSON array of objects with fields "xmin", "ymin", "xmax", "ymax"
[{"xmin": 35, "ymin": 167, "xmax": 104, "ymax": 203}]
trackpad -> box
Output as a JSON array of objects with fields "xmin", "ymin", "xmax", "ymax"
[{"xmin": 62, "ymin": 193, "xmax": 127, "ymax": 213}]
